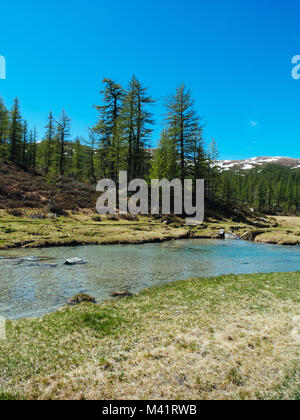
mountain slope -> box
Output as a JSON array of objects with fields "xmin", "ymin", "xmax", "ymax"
[
  {"xmin": 0, "ymin": 160, "xmax": 97, "ymax": 211},
  {"xmin": 218, "ymin": 156, "xmax": 300, "ymax": 171}
]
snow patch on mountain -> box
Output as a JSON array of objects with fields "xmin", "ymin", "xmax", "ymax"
[{"xmin": 217, "ymin": 156, "xmax": 300, "ymax": 171}]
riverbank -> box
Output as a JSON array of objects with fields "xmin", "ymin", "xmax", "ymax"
[
  {"xmin": 0, "ymin": 272, "xmax": 299, "ymax": 400},
  {"xmin": 0, "ymin": 209, "xmax": 299, "ymax": 249}
]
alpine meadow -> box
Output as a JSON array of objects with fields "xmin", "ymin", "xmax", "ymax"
[{"xmin": 0, "ymin": 0, "xmax": 299, "ymax": 404}]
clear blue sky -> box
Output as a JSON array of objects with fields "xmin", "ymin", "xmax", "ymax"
[{"xmin": 0, "ymin": 0, "xmax": 300, "ymax": 159}]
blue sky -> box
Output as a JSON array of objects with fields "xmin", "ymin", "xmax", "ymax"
[{"xmin": 0, "ymin": 0, "xmax": 300, "ymax": 159}]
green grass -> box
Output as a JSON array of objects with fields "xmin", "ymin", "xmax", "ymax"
[
  {"xmin": 0, "ymin": 272, "xmax": 299, "ymax": 400},
  {"xmin": 0, "ymin": 392, "xmax": 22, "ymax": 401}
]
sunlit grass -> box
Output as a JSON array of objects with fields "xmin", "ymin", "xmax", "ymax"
[
  {"xmin": 0, "ymin": 210, "xmax": 299, "ymax": 249},
  {"xmin": 0, "ymin": 272, "xmax": 299, "ymax": 400}
]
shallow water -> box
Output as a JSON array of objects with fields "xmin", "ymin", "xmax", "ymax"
[{"xmin": 0, "ymin": 238, "xmax": 299, "ymax": 319}]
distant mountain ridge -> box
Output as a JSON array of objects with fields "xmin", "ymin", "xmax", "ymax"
[{"xmin": 217, "ymin": 156, "xmax": 300, "ymax": 171}]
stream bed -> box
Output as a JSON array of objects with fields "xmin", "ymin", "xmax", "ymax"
[{"xmin": 0, "ymin": 238, "xmax": 299, "ymax": 319}]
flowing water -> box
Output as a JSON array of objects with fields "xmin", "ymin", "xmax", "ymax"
[{"xmin": 0, "ymin": 238, "xmax": 299, "ymax": 319}]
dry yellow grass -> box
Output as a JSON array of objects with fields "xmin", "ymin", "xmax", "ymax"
[
  {"xmin": 255, "ymin": 216, "xmax": 300, "ymax": 245},
  {"xmin": 0, "ymin": 272, "xmax": 299, "ymax": 400},
  {"xmin": 0, "ymin": 209, "xmax": 256, "ymax": 249},
  {"xmin": 1, "ymin": 209, "xmax": 299, "ymax": 249},
  {"xmin": 273, "ymin": 216, "xmax": 300, "ymax": 229}
]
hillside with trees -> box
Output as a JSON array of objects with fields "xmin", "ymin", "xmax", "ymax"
[
  {"xmin": 218, "ymin": 165, "xmax": 300, "ymax": 215},
  {"xmin": 0, "ymin": 77, "xmax": 299, "ymax": 216}
]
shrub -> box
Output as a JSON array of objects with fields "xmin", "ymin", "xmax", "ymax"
[
  {"xmin": 49, "ymin": 204, "xmax": 68, "ymax": 216},
  {"xmin": 92, "ymin": 215, "xmax": 102, "ymax": 222},
  {"xmin": 119, "ymin": 214, "xmax": 139, "ymax": 221},
  {"xmin": 8, "ymin": 209, "xmax": 23, "ymax": 217},
  {"xmin": 68, "ymin": 294, "xmax": 96, "ymax": 305},
  {"xmin": 107, "ymin": 214, "xmax": 120, "ymax": 221},
  {"xmin": 23, "ymin": 201, "xmax": 39, "ymax": 208}
]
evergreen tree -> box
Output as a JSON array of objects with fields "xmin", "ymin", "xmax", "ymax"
[
  {"xmin": 93, "ymin": 79, "xmax": 124, "ymax": 180},
  {"xmin": 87, "ymin": 130, "xmax": 97, "ymax": 184},
  {"xmin": 207, "ymin": 138, "xmax": 220, "ymax": 199},
  {"xmin": 72, "ymin": 137, "xmax": 84, "ymax": 178},
  {"xmin": 123, "ymin": 76, "xmax": 154, "ymax": 179},
  {"xmin": 32, "ymin": 128, "xmax": 37, "ymax": 170},
  {"xmin": 0, "ymin": 96, "xmax": 9, "ymax": 157},
  {"xmin": 56, "ymin": 110, "xmax": 71, "ymax": 176},
  {"xmin": 9, "ymin": 98, "xmax": 23, "ymax": 164},
  {"xmin": 192, "ymin": 126, "xmax": 208, "ymax": 182},
  {"xmin": 165, "ymin": 84, "xmax": 199, "ymax": 185},
  {"xmin": 22, "ymin": 121, "xmax": 28, "ymax": 167},
  {"xmin": 44, "ymin": 112, "xmax": 55, "ymax": 174},
  {"xmin": 150, "ymin": 129, "xmax": 178, "ymax": 180}
]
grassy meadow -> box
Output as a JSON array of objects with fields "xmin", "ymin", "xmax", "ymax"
[{"xmin": 0, "ymin": 272, "xmax": 299, "ymax": 400}]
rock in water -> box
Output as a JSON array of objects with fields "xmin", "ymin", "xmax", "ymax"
[
  {"xmin": 218, "ymin": 229, "xmax": 225, "ymax": 239},
  {"xmin": 111, "ymin": 290, "xmax": 133, "ymax": 298},
  {"xmin": 225, "ymin": 231, "xmax": 239, "ymax": 240},
  {"xmin": 68, "ymin": 294, "xmax": 96, "ymax": 305},
  {"xmin": 27, "ymin": 263, "xmax": 57, "ymax": 268},
  {"xmin": 65, "ymin": 258, "xmax": 87, "ymax": 265}
]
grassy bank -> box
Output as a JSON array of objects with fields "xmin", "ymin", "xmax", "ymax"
[
  {"xmin": 253, "ymin": 216, "xmax": 300, "ymax": 246},
  {"xmin": 0, "ymin": 209, "xmax": 250, "ymax": 249},
  {"xmin": 0, "ymin": 209, "xmax": 299, "ymax": 249},
  {"xmin": 0, "ymin": 272, "xmax": 299, "ymax": 400}
]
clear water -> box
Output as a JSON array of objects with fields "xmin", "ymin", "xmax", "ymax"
[{"xmin": 0, "ymin": 239, "xmax": 299, "ymax": 319}]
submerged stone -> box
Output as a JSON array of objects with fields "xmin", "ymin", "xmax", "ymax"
[{"xmin": 65, "ymin": 258, "xmax": 87, "ymax": 265}]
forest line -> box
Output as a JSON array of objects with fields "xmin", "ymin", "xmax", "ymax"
[{"xmin": 0, "ymin": 76, "xmax": 299, "ymax": 215}]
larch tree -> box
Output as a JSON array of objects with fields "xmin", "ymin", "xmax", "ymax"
[
  {"xmin": 44, "ymin": 112, "xmax": 55, "ymax": 175},
  {"xmin": 87, "ymin": 130, "xmax": 97, "ymax": 184},
  {"xmin": 93, "ymin": 79, "xmax": 125, "ymax": 181},
  {"xmin": 0, "ymin": 97, "xmax": 9, "ymax": 157},
  {"xmin": 9, "ymin": 98, "xmax": 23, "ymax": 164},
  {"xmin": 22, "ymin": 121, "xmax": 28, "ymax": 168},
  {"xmin": 72, "ymin": 136, "xmax": 84, "ymax": 178},
  {"xmin": 123, "ymin": 76, "xmax": 154, "ymax": 180},
  {"xmin": 56, "ymin": 110, "xmax": 71, "ymax": 177},
  {"xmin": 150, "ymin": 129, "xmax": 178, "ymax": 180},
  {"xmin": 165, "ymin": 84, "xmax": 199, "ymax": 185},
  {"xmin": 207, "ymin": 138, "xmax": 220, "ymax": 199}
]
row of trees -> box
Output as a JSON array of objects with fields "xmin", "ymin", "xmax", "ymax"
[
  {"xmin": 2, "ymin": 77, "xmax": 298, "ymax": 214},
  {"xmin": 0, "ymin": 96, "xmax": 72, "ymax": 176},
  {"xmin": 0, "ymin": 77, "xmax": 219, "ymax": 199},
  {"xmin": 218, "ymin": 165, "xmax": 300, "ymax": 214}
]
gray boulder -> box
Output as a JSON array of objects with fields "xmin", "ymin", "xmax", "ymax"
[
  {"xmin": 65, "ymin": 258, "xmax": 87, "ymax": 266},
  {"xmin": 225, "ymin": 231, "xmax": 239, "ymax": 240}
]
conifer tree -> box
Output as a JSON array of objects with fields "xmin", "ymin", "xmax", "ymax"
[
  {"xmin": 9, "ymin": 98, "xmax": 23, "ymax": 164},
  {"xmin": 165, "ymin": 84, "xmax": 199, "ymax": 185},
  {"xmin": 32, "ymin": 128, "xmax": 37, "ymax": 170},
  {"xmin": 56, "ymin": 110, "xmax": 71, "ymax": 176},
  {"xmin": 22, "ymin": 121, "xmax": 28, "ymax": 167},
  {"xmin": 93, "ymin": 79, "xmax": 124, "ymax": 180},
  {"xmin": 150, "ymin": 129, "xmax": 178, "ymax": 180},
  {"xmin": 72, "ymin": 137, "xmax": 84, "ymax": 178},
  {"xmin": 44, "ymin": 112, "xmax": 55, "ymax": 174},
  {"xmin": 0, "ymin": 97, "xmax": 9, "ymax": 157},
  {"xmin": 207, "ymin": 138, "xmax": 220, "ymax": 199},
  {"xmin": 123, "ymin": 76, "xmax": 154, "ymax": 179},
  {"xmin": 87, "ymin": 130, "xmax": 97, "ymax": 184}
]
